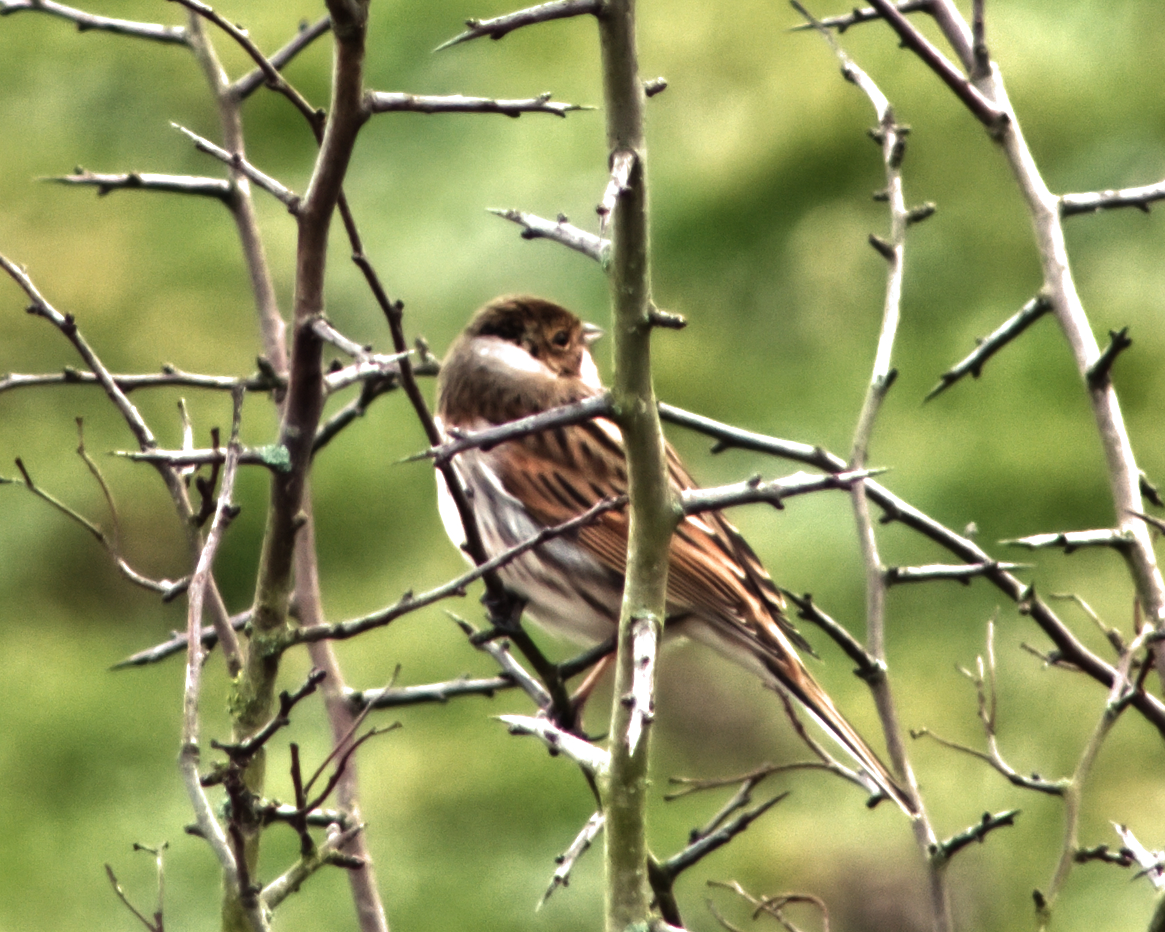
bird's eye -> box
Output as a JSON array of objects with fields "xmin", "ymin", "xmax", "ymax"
[{"xmin": 551, "ymin": 330, "xmax": 570, "ymax": 348}]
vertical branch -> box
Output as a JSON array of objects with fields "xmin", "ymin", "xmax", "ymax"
[
  {"xmin": 178, "ymin": 390, "xmax": 263, "ymax": 931},
  {"xmin": 834, "ymin": 42, "xmax": 951, "ymax": 932},
  {"xmin": 246, "ymin": 0, "xmax": 369, "ymax": 731},
  {"xmin": 595, "ymin": 2, "xmax": 676, "ymax": 931},
  {"xmin": 230, "ymin": 3, "xmax": 369, "ymax": 929},
  {"xmin": 183, "ymin": 12, "xmax": 287, "ymax": 372},
  {"xmin": 795, "ymin": 10, "xmax": 947, "ymax": 928},
  {"xmin": 295, "ymin": 517, "xmax": 390, "ymax": 932},
  {"xmin": 925, "ymin": 0, "xmax": 1165, "ymax": 688}
]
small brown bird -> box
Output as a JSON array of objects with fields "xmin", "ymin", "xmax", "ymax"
[{"xmin": 436, "ymin": 295, "xmax": 914, "ymax": 815}]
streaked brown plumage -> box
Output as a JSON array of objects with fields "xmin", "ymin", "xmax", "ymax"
[{"xmin": 436, "ymin": 295, "xmax": 915, "ymax": 815}]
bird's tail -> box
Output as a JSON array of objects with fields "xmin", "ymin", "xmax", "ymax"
[{"xmin": 763, "ymin": 654, "xmax": 918, "ymax": 816}]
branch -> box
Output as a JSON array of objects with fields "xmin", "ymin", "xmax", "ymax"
[
  {"xmin": 679, "ymin": 467, "xmax": 884, "ymax": 514},
  {"xmin": 436, "ymin": 0, "xmax": 600, "ymax": 51},
  {"xmin": 287, "ymin": 496, "xmax": 626, "ymax": 645},
  {"xmin": 418, "ymin": 394, "xmax": 613, "ymax": 466},
  {"xmin": 925, "ymin": 295, "xmax": 1052, "ymax": 401},
  {"xmin": 885, "ymin": 561, "xmax": 1028, "ymax": 584},
  {"xmin": 912, "ymin": 620, "xmax": 1071, "ymax": 796},
  {"xmin": 47, "ymin": 168, "xmax": 232, "ymax": 200},
  {"xmin": 657, "ymin": 794, "xmax": 786, "ymax": 882},
  {"xmin": 787, "ymin": 0, "xmax": 932, "ymax": 33},
  {"xmin": 178, "ymin": 389, "xmax": 261, "ymax": 930},
  {"xmin": 261, "ymin": 824, "xmax": 365, "ymax": 911},
  {"xmin": 1113, "ymin": 824, "xmax": 1165, "ymax": 891},
  {"xmin": 1060, "ymin": 179, "xmax": 1165, "ymax": 218},
  {"xmin": 231, "ymin": 15, "xmax": 332, "ymax": 100},
  {"xmin": 348, "ymin": 675, "xmax": 512, "ymax": 710},
  {"xmin": 173, "ymin": 123, "xmax": 301, "ymax": 209},
  {"xmin": 113, "ymin": 612, "xmax": 250, "ymax": 669},
  {"xmin": 497, "ymin": 714, "xmax": 610, "ymax": 775},
  {"xmin": 2, "ymin": 457, "xmax": 188, "ymax": 599},
  {"xmin": 931, "ymin": 810, "xmax": 1021, "ymax": 865},
  {"xmin": 0, "ymin": 364, "xmax": 283, "ymax": 397},
  {"xmin": 864, "ymin": 0, "xmax": 1008, "ymax": 132},
  {"xmin": 452, "ymin": 615, "xmax": 553, "ymax": 711},
  {"xmin": 0, "ymin": 0, "xmax": 188, "ymax": 43},
  {"xmin": 540, "ymin": 811, "xmax": 605, "ymax": 907},
  {"xmin": 366, "ymin": 91, "xmax": 590, "ymax": 118},
  {"xmin": 488, "ymin": 208, "xmax": 609, "ymax": 261},
  {"xmin": 1001, "ymin": 529, "xmax": 1132, "ymax": 553},
  {"xmin": 166, "ymin": 0, "xmax": 319, "ymax": 126}
]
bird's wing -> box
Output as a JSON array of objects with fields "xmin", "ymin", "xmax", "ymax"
[
  {"xmin": 488, "ymin": 417, "xmax": 811, "ymax": 652},
  {"xmin": 489, "ymin": 417, "xmax": 917, "ymax": 816}
]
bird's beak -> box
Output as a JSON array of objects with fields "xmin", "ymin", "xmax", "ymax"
[{"xmin": 582, "ymin": 321, "xmax": 604, "ymax": 345}]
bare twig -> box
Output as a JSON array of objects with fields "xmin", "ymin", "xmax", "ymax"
[
  {"xmin": 708, "ymin": 879, "xmax": 829, "ymax": 932},
  {"xmin": 173, "ymin": 123, "xmax": 301, "ymax": 209},
  {"xmin": 286, "ymin": 496, "xmax": 627, "ymax": 645},
  {"xmin": 1001, "ymin": 529, "xmax": 1132, "ymax": 553},
  {"xmin": 658, "ymin": 402, "xmax": 1165, "ymax": 735},
  {"xmin": 925, "ymin": 295, "xmax": 1053, "ymax": 401},
  {"xmin": 436, "ymin": 0, "xmax": 600, "ymax": 51},
  {"xmin": 231, "ymin": 15, "xmax": 332, "ymax": 100},
  {"xmin": 787, "ymin": 0, "xmax": 932, "ymax": 33},
  {"xmin": 497, "ymin": 714, "xmax": 610, "ymax": 774},
  {"xmin": 540, "ymin": 811, "xmax": 605, "ymax": 907},
  {"xmin": 366, "ymin": 91, "xmax": 590, "ymax": 118},
  {"xmin": 47, "ymin": 168, "xmax": 232, "ymax": 200},
  {"xmin": 1060, "ymin": 180, "xmax": 1165, "ymax": 218},
  {"xmin": 679, "ymin": 468, "xmax": 884, "ymax": 514},
  {"xmin": 0, "ymin": 0, "xmax": 188, "ymax": 43},
  {"xmin": 418, "ymin": 394, "xmax": 613, "ymax": 466},
  {"xmin": 931, "ymin": 810, "xmax": 1021, "ymax": 865},
  {"xmin": 863, "ymin": 0, "xmax": 1008, "ymax": 132},
  {"xmin": 177, "ymin": 388, "xmax": 260, "ymax": 929},
  {"xmin": 488, "ymin": 208, "xmax": 609, "ymax": 262},
  {"xmin": 658, "ymin": 793, "xmax": 787, "ymax": 881},
  {"xmin": 885, "ymin": 561, "xmax": 1028, "ymax": 584}
]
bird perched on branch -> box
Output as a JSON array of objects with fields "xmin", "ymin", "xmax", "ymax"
[{"xmin": 435, "ymin": 294, "xmax": 915, "ymax": 815}]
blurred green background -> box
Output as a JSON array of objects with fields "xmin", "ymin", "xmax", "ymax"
[{"xmin": 2, "ymin": 1, "xmax": 1164, "ymax": 930}]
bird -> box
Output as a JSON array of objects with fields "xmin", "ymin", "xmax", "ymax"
[{"xmin": 434, "ymin": 294, "xmax": 915, "ymax": 815}]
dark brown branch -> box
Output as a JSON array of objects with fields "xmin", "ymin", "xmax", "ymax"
[
  {"xmin": 435, "ymin": 0, "xmax": 600, "ymax": 51},
  {"xmin": 780, "ymin": 590, "xmax": 880, "ymax": 677},
  {"xmin": 864, "ymin": 0, "xmax": 1008, "ymax": 132},
  {"xmin": 231, "ymin": 15, "xmax": 332, "ymax": 101},
  {"xmin": 656, "ymin": 793, "xmax": 786, "ymax": 882},
  {"xmin": 1086, "ymin": 327, "xmax": 1133, "ymax": 390}
]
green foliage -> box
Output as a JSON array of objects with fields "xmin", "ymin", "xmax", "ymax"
[{"xmin": 2, "ymin": 1, "xmax": 1165, "ymax": 930}]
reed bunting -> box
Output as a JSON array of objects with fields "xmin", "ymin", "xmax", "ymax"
[{"xmin": 435, "ymin": 295, "xmax": 914, "ymax": 814}]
